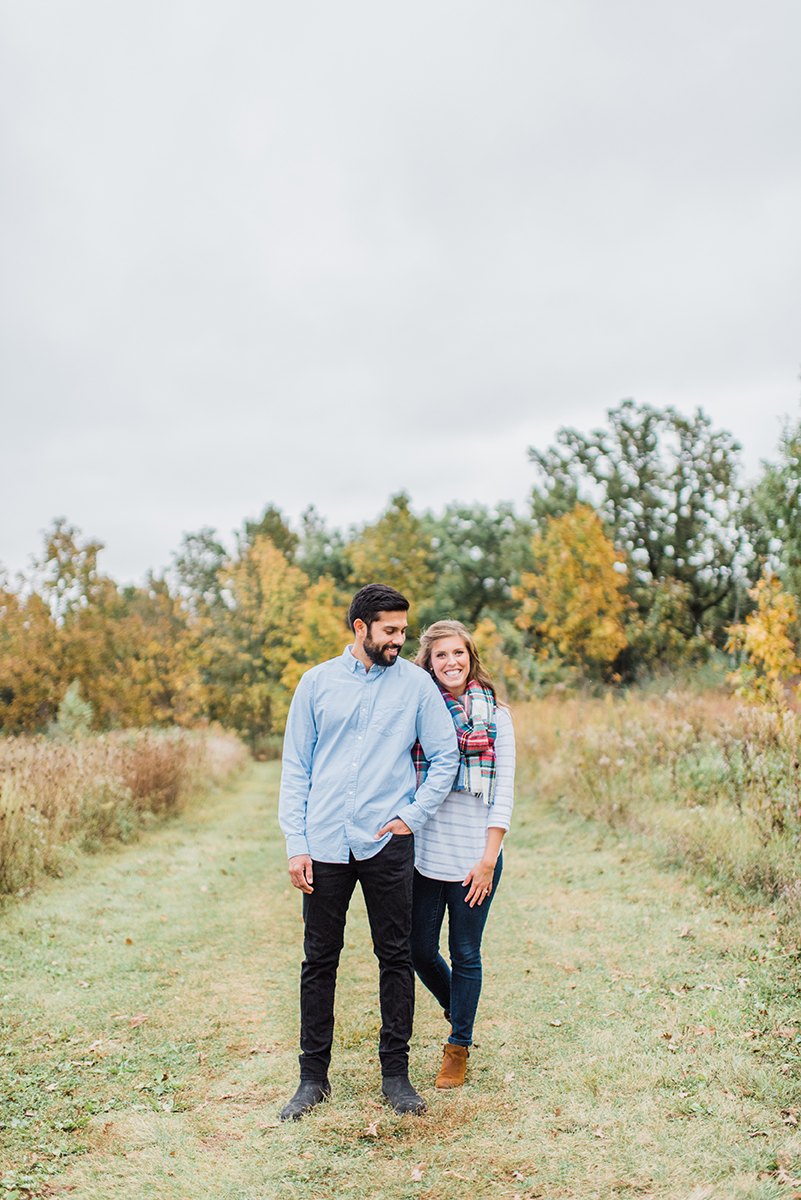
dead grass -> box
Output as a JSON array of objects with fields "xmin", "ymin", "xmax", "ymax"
[
  {"xmin": 515, "ymin": 691, "xmax": 801, "ymax": 940},
  {"xmin": 0, "ymin": 728, "xmax": 248, "ymax": 894},
  {"xmin": 2, "ymin": 763, "xmax": 801, "ymax": 1198}
]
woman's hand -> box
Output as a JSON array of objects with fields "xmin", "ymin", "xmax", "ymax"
[{"xmin": 463, "ymin": 858, "xmax": 496, "ymax": 907}]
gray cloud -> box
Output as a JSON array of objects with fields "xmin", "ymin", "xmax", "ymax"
[{"xmin": 1, "ymin": 0, "xmax": 799, "ymax": 582}]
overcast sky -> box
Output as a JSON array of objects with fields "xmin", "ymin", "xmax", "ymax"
[{"xmin": 1, "ymin": 0, "xmax": 799, "ymax": 584}]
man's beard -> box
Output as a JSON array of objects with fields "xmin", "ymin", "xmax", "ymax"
[{"xmin": 364, "ymin": 635, "xmax": 401, "ymax": 668}]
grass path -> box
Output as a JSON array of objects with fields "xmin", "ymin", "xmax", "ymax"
[{"xmin": 2, "ymin": 764, "xmax": 801, "ymax": 1199}]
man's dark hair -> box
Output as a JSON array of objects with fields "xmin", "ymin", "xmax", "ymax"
[{"xmin": 348, "ymin": 584, "xmax": 410, "ymax": 632}]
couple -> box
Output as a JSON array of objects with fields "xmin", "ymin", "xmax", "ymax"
[{"xmin": 278, "ymin": 583, "xmax": 515, "ymax": 1120}]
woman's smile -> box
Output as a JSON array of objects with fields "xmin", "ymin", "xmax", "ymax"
[{"xmin": 430, "ymin": 635, "xmax": 470, "ymax": 696}]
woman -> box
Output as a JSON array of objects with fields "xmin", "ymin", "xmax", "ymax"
[{"xmin": 411, "ymin": 619, "xmax": 515, "ymax": 1090}]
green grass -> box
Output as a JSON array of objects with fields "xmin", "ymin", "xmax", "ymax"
[{"xmin": 2, "ymin": 764, "xmax": 801, "ymax": 1198}]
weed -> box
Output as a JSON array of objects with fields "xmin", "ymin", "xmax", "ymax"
[
  {"xmin": 0, "ymin": 729, "xmax": 247, "ymax": 894},
  {"xmin": 516, "ymin": 692, "xmax": 801, "ymax": 938}
]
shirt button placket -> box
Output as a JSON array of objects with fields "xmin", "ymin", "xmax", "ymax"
[{"xmin": 348, "ymin": 679, "xmax": 369, "ymax": 824}]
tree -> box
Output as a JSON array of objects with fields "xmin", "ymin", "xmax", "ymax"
[
  {"xmin": 281, "ymin": 577, "xmax": 350, "ymax": 693},
  {"xmin": 172, "ymin": 527, "xmax": 228, "ymax": 615},
  {"xmin": 420, "ymin": 503, "xmax": 536, "ymax": 629},
  {"xmin": 513, "ymin": 504, "xmax": 629, "ymax": 675},
  {"xmin": 1, "ymin": 521, "xmax": 201, "ymax": 733},
  {"xmin": 296, "ymin": 505, "xmax": 351, "ymax": 588},
  {"xmin": 201, "ymin": 536, "xmax": 309, "ymax": 744},
  {"xmin": 240, "ymin": 505, "xmax": 299, "ymax": 560},
  {"xmin": 528, "ymin": 401, "xmax": 751, "ymax": 646},
  {"xmin": 0, "ymin": 585, "xmax": 65, "ymax": 733},
  {"xmin": 347, "ymin": 493, "xmax": 435, "ymax": 633},
  {"xmin": 750, "ymin": 414, "xmax": 801, "ymax": 601},
  {"xmin": 726, "ymin": 573, "xmax": 801, "ymax": 709}
]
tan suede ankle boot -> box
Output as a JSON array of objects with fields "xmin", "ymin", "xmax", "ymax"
[{"xmin": 435, "ymin": 1043, "xmax": 469, "ymax": 1089}]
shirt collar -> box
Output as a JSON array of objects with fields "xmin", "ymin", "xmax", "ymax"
[{"xmin": 343, "ymin": 644, "xmax": 385, "ymax": 677}]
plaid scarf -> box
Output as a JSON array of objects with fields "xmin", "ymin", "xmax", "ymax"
[{"xmin": 412, "ymin": 680, "xmax": 497, "ymax": 806}]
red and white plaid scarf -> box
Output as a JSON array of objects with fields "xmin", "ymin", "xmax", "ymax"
[{"xmin": 412, "ymin": 680, "xmax": 497, "ymax": 805}]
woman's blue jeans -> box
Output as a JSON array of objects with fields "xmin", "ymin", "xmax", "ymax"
[{"xmin": 410, "ymin": 854, "xmax": 503, "ymax": 1047}]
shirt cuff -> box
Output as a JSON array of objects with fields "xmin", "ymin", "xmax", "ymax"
[
  {"xmin": 286, "ymin": 835, "xmax": 310, "ymax": 859},
  {"xmin": 394, "ymin": 802, "xmax": 423, "ymax": 834}
]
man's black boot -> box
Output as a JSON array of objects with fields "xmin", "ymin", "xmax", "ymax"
[
  {"xmin": 381, "ymin": 1075, "xmax": 426, "ymax": 1115},
  {"xmin": 280, "ymin": 1079, "xmax": 331, "ymax": 1121}
]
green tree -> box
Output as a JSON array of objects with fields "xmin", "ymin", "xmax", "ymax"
[
  {"xmin": 173, "ymin": 527, "xmax": 228, "ymax": 615},
  {"xmin": 529, "ymin": 400, "xmax": 751, "ymax": 651},
  {"xmin": 750, "ymin": 414, "xmax": 801, "ymax": 601},
  {"xmin": 420, "ymin": 503, "xmax": 536, "ymax": 629},
  {"xmin": 240, "ymin": 505, "xmax": 299, "ymax": 560},
  {"xmin": 296, "ymin": 505, "xmax": 351, "ymax": 588}
]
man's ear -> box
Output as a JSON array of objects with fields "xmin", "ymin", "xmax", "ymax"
[{"xmin": 353, "ymin": 618, "xmax": 367, "ymax": 639}]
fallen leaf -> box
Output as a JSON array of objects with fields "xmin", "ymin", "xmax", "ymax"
[
  {"xmin": 689, "ymin": 1025, "xmax": 716, "ymax": 1035},
  {"xmin": 125, "ymin": 938, "xmax": 133, "ymax": 945},
  {"xmin": 77, "ymin": 981, "xmax": 90, "ymax": 989},
  {"xmin": 44, "ymin": 1083, "xmax": 57, "ymax": 1091},
  {"xmin": 504, "ymin": 1071, "xmax": 515, "ymax": 1082},
  {"xmin": 410, "ymin": 1164, "xmax": 425, "ymax": 1182},
  {"xmin": 593, "ymin": 1127, "xmax": 605, "ymax": 1139},
  {"xmin": 365, "ymin": 1120, "xmax": 380, "ymax": 1137},
  {"xmin": 511, "ymin": 1171, "xmax": 525, "ymax": 1180},
  {"xmin": 549, "ymin": 1020, "xmax": 562, "ymax": 1027},
  {"xmin": 301, "ymin": 1151, "xmax": 313, "ymax": 1159},
  {"xmin": 675, "ymin": 925, "xmax": 693, "ymax": 938},
  {"xmin": 129, "ymin": 1014, "xmax": 148, "ymax": 1027}
]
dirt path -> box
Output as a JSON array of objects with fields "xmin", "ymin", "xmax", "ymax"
[{"xmin": 1, "ymin": 765, "xmax": 800, "ymax": 1199}]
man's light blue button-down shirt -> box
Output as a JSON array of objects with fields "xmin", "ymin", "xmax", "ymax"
[{"xmin": 278, "ymin": 646, "xmax": 460, "ymax": 862}]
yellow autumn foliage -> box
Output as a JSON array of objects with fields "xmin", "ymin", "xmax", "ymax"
[
  {"xmin": 281, "ymin": 577, "xmax": 350, "ymax": 694},
  {"xmin": 726, "ymin": 574, "xmax": 801, "ymax": 709},
  {"xmin": 513, "ymin": 504, "xmax": 628, "ymax": 673},
  {"xmin": 347, "ymin": 493, "xmax": 434, "ymax": 633}
]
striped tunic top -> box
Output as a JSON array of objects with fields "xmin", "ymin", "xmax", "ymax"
[{"xmin": 414, "ymin": 704, "xmax": 515, "ymax": 882}]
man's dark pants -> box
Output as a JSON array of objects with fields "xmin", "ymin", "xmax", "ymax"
[{"xmin": 299, "ymin": 833, "xmax": 415, "ymax": 1081}]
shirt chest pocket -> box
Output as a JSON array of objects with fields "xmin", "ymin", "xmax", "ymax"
[{"xmin": 373, "ymin": 706, "xmax": 409, "ymax": 739}]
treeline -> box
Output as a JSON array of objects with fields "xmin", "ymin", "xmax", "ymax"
[{"xmin": 1, "ymin": 399, "xmax": 799, "ymax": 745}]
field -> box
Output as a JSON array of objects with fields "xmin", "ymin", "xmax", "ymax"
[{"xmin": 3, "ymin": 701, "xmax": 801, "ymax": 1200}]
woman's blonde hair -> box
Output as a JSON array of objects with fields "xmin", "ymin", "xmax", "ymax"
[{"xmin": 415, "ymin": 619, "xmax": 498, "ymax": 702}]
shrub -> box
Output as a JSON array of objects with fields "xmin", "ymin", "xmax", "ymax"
[
  {"xmin": 515, "ymin": 690, "xmax": 801, "ymax": 934},
  {"xmin": 0, "ymin": 728, "xmax": 248, "ymax": 895}
]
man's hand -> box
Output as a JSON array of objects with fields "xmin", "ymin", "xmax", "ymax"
[
  {"xmin": 288, "ymin": 854, "xmax": 314, "ymax": 893},
  {"xmin": 375, "ymin": 818, "xmax": 413, "ymax": 839}
]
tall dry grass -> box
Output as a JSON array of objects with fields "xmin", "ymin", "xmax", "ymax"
[
  {"xmin": 0, "ymin": 728, "xmax": 248, "ymax": 895},
  {"xmin": 515, "ymin": 690, "xmax": 801, "ymax": 931}
]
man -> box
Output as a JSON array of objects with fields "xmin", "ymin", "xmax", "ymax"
[{"xmin": 278, "ymin": 583, "xmax": 459, "ymax": 1120}]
